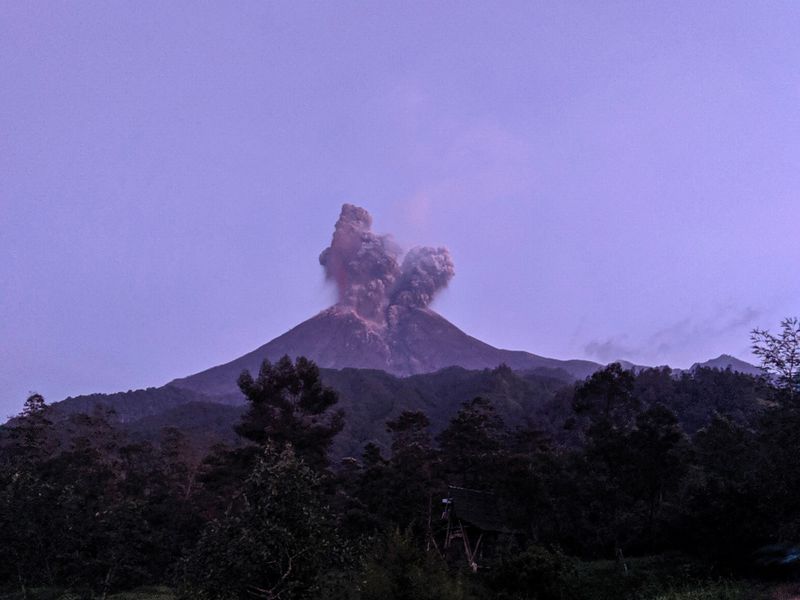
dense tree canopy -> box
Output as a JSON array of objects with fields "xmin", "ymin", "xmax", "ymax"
[{"xmin": 2, "ymin": 351, "xmax": 799, "ymax": 598}]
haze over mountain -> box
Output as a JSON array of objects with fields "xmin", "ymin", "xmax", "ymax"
[{"xmin": 169, "ymin": 204, "xmax": 600, "ymax": 397}]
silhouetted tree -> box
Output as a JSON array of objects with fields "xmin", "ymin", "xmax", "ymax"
[
  {"xmin": 6, "ymin": 393, "xmax": 57, "ymax": 464},
  {"xmin": 682, "ymin": 414, "xmax": 762, "ymax": 562},
  {"xmin": 345, "ymin": 443, "xmax": 392, "ymax": 533},
  {"xmin": 573, "ymin": 363, "xmax": 638, "ymax": 430},
  {"xmin": 625, "ymin": 404, "xmax": 688, "ymax": 549},
  {"xmin": 236, "ymin": 356, "xmax": 344, "ymax": 471},
  {"xmin": 437, "ymin": 397, "xmax": 505, "ymax": 488},
  {"xmin": 383, "ymin": 411, "xmax": 437, "ymax": 532},
  {"xmin": 752, "ymin": 317, "xmax": 800, "ymax": 402}
]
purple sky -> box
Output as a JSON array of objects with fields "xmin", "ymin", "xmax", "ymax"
[{"xmin": 3, "ymin": 2, "xmax": 800, "ymax": 417}]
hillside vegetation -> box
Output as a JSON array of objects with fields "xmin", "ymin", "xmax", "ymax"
[{"xmin": 0, "ymin": 355, "xmax": 794, "ymax": 599}]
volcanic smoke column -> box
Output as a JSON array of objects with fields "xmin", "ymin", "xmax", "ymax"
[
  {"xmin": 318, "ymin": 204, "xmax": 400, "ymax": 321},
  {"xmin": 319, "ymin": 204, "xmax": 455, "ymax": 322},
  {"xmin": 391, "ymin": 246, "xmax": 455, "ymax": 308}
]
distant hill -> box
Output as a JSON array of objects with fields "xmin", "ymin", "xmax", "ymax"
[{"xmin": 690, "ymin": 354, "xmax": 762, "ymax": 377}]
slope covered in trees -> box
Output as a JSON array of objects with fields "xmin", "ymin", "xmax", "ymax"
[
  {"xmin": 41, "ymin": 365, "xmax": 572, "ymax": 458},
  {"xmin": 0, "ymin": 353, "xmax": 792, "ymax": 598},
  {"xmin": 28, "ymin": 361, "xmax": 765, "ymax": 461}
]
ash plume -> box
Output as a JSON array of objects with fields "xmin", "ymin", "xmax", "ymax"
[
  {"xmin": 319, "ymin": 204, "xmax": 454, "ymax": 321},
  {"xmin": 319, "ymin": 204, "xmax": 400, "ymax": 320},
  {"xmin": 392, "ymin": 246, "xmax": 455, "ymax": 308}
]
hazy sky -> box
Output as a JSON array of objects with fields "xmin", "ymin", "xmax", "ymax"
[{"xmin": 2, "ymin": 2, "xmax": 800, "ymax": 416}]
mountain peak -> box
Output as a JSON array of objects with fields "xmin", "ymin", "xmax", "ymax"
[{"xmin": 690, "ymin": 354, "xmax": 761, "ymax": 376}]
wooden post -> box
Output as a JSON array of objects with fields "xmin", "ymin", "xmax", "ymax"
[
  {"xmin": 444, "ymin": 503, "xmax": 452, "ymax": 549},
  {"xmin": 459, "ymin": 521, "xmax": 480, "ymax": 573},
  {"xmin": 426, "ymin": 492, "xmax": 433, "ymax": 552}
]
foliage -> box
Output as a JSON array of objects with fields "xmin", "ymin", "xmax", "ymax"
[
  {"xmin": 5, "ymin": 350, "xmax": 800, "ymax": 598},
  {"xmin": 179, "ymin": 444, "xmax": 344, "ymax": 600},
  {"xmin": 751, "ymin": 317, "xmax": 800, "ymax": 401},
  {"xmin": 0, "ymin": 402, "xmax": 203, "ymax": 596},
  {"xmin": 4, "ymin": 393, "xmax": 57, "ymax": 464},
  {"xmin": 236, "ymin": 355, "xmax": 344, "ymax": 471},
  {"xmin": 346, "ymin": 412, "xmax": 438, "ymax": 534},
  {"xmin": 486, "ymin": 545, "xmax": 579, "ymax": 600},
  {"xmin": 573, "ymin": 363, "xmax": 638, "ymax": 429},
  {"xmin": 437, "ymin": 397, "xmax": 506, "ymax": 489},
  {"xmin": 359, "ymin": 529, "xmax": 479, "ymax": 600}
]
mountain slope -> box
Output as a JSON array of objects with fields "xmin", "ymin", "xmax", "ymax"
[
  {"xmin": 59, "ymin": 366, "xmax": 571, "ymax": 458},
  {"xmin": 168, "ymin": 305, "xmax": 599, "ymax": 397}
]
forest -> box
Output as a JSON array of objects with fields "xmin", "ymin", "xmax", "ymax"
[{"xmin": 2, "ymin": 321, "xmax": 800, "ymax": 600}]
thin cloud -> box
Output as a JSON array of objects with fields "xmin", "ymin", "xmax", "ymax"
[{"xmin": 584, "ymin": 305, "xmax": 763, "ymax": 365}]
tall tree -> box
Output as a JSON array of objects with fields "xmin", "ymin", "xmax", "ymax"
[
  {"xmin": 437, "ymin": 397, "xmax": 505, "ymax": 489},
  {"xmin": 5, "ymin": 393, "xmax": 57, "ymax": 464},
  {"xmin": 236, "ymin": 356, "xmax": 344, "ymax": 471},
  {"xmin": 751, "ymin": 317, "xmax": 800, "ymax": 402},
  {"xmin": 624, "ymin": 404, "xmax": 688, "ymax": 549},
  {"xmin": 383, "ymin": 411, "xmax": 437, "ymax": 532},
  {"xmin": 683, "ymin": 414, "xmax": 762, "ymax": 561},
  {"xmin": 573, "ymin": 363, "xmax": 638, "ymax": 430}
]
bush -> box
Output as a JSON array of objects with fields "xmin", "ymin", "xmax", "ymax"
[
  {"xmin": 486, "ymin": 545, "xmax": 580, "ymax": 600},
  {"xmin": 359, "ymin": 529, "xmax": 480, "ymax": 600}
]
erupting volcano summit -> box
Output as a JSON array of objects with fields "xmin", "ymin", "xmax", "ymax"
[{"xmin": 319, "ymin": 203, "xmax": 455, "ymax": 323}]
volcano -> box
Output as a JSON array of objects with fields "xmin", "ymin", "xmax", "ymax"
[
  {"xmin": 169, "ymin": 304, "xmax": 599, "ymax": 398},
  {"xmin": 37, "ymin": 202, "xmax": 604, "ymax": 441},
  {"xmin": 168, "ymin": 204, "xmax": 598, "ymax": 397}
]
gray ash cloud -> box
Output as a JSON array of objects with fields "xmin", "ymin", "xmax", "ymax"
[
  {"xmin": 319, "ymin": 204, "xmax": 454, "ymax": 321},
  {"xmin": 391, "ymin": 246, "xmax": 455, "ymax": 308}
]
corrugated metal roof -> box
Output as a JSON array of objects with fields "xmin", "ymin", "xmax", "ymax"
[{"xmin": 447, "ymin": 485, "xmax": 510, "ymax": 533}]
